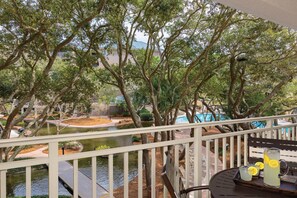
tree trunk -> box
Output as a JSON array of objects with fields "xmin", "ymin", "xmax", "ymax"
[{"xmin": 119, "ymin": 86, "xmax": 152, "ymax": 196}]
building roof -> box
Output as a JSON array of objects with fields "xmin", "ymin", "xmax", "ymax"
[{"xmin": 215, "ymin": 0, "xmax": 297, "ymax": 30}]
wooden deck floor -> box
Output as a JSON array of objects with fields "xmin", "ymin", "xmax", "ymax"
[{"xmin": 58, "ymin": 161, "xmax": 109, "ymax": 198}]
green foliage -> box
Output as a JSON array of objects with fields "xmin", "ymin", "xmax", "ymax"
[
  {"xmin": 132, "ymin": 135, "xmax": 141, "ymax": 142},
  {"xmin": 0, "ymin": 70, "xmax": 16, "ymax": 99},
  {"xmin": 95, "ymin": 145, "xmax": 111, "ymax": 150},
  {"xmin": 117, "ymin": 123, "xmax": 136, "ymax": 129},
  {"xmin": 0, "ymin": 0, "xmax": 105, "ymax": 148},
  {"xmin": 137, "ymin": 108, "xmax": 150, "ymax": 114},
  {"xmin": 138, "ymin": 108, "xmax": 153, "ymax": 121},
  {"xmin": 140, "ymin": 112, "xmax": 153, "ymax": 121},
  {"xmin": 122, "ymin": 111, "xmax": 131, "ymax": 117},
  {"xmin": 201, "ymin": 15, "xmax": 297, "ymax": 118},
  {"xmin": 116, "ymin": 101, "xmax": 130, "ymax": 117},
  {"xmin": 0, "ymin": 120, "xmax": 6, "ymax": 126},
  {"xmin": 97, "ymin": 85, "xmax": 119, "ymax": 105},
  {"xmin": 14, "ymin": 121, "xmax": 26, "ymax": 127},
  {"xmin": 275, "ymin": 79, "xmax": 297, "ymax": 114}
]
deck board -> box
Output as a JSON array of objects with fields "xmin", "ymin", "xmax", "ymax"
[{"xmin": 58, "ymin": 161, "xmax": 109, "ymax": 198}]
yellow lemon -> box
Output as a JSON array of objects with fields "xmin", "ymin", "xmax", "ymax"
[
  {"xmin": 268, "ymin": 160, "xmax": 279, "ymax": 168},
  {"xmin": 264, "ymin": 154, "xmax": 270, "ymax": 164},
  {"xmin": 255, "ymin": 162, "xmax": 264, "ymax": 170},
  {"xmin": 248, "ymin": 166, "xmax": 258, "ymax": 176}
]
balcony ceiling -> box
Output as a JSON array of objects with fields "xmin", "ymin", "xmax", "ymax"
[{"xmin": 215, "ymin": 0, "xmax": 297, "ymax": 30}]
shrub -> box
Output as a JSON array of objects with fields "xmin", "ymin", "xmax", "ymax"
[
  {"xmin": 122, "ymin": 111, "xmax": 130, "ymax": 117},
  {"xmin": 95, "ymin": 145, "xmax": 110, "ymax": 150},
  {"xmin": 16, "ymin": 121, "xmax": 26, "ymax": 127},
  {"xmin": 138, "ymin": 108, "xmax": 150, "ymax": 114},
  {"xmin": 132, "ymin": 135, "xmax": 141, "ymax": 142},
  {"xmin": 0, "ymin": 120, "xmax": 6, "ymax": 126},
  {"xmin": 140, "ymin": 112, "xmax": 153, "ymax": 121}
]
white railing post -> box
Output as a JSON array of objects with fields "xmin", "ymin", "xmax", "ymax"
[
  {"xmin": 124, "ymin": 152, "xmax": 129, "ymax": 198},
  {"xmin": 243, "ymin": 134, "xmax": 248, "ymax": 165},
  {"xmin": 151, "ymin": 149, "xmax": 156, "ymax": 198},
  {"xmin": 92, "ymin": 156, "xmax": 97, "ymax": 198},
  {"xmin": 266, "ymin": 119, "xmax": 273, "ymax": 139},
  {"xmin": 292, "ymin": 126, "xmax": 297, "ymax": 140},
  {"xmin": 109, "ymin": 154, "xmax": 114, "ymax": 198},
  {"xmin": 214, "ymin": 139, "xmax": 219, "ymax": 172},
  {"xmin": 162, "ymin": 147, "xmax": 168, "ymax": 198},
  {"xmin": 138, "ymin": 150, "xmax": 143, "ymax": 198},
  {"xmin": 73, "ymin": 159, "xmax": 78, "ymax": 198},
  {"xmin": 292, "ymin": 115, "xmax": 296, "ymax": 140},
  {"xmin": 194, "ymin": 126, "xmax": 202, "ymax": 198},
  {"xmin": 174, "ymin": 145, "xmax": 179, "ymax": 192},
  {"xmin": 237, "ymin": 135, "xmax": 241, "ymax": 167},
  {"xmin": 48, "ymin": 142, "xmax": 59, "ymax": 198},
  {"xmin": 26, "ymin": 166, "xmax": 32, "ymax": 197},
  {"xmin": 185, "ymin": 143, "xmax": 190, "ymax": 188},
  {"xmin": 222, "ymin": 138, "xmax": 227, "ymax": 169},
  {"xmin": 205, "ymin": 141, "xmax": 210, "ymax": 182},
  {"xmin": 0, "ymin": 170, "xmax": 7, "ymax": 197},
  {"xmin": 230, "ymin": 137, "xmax": 234, "ymax": 168}
]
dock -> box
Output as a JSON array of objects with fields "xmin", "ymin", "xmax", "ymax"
[{"xmin": 58, "ymin": 161, "xmax": 109, "ymax": 198}]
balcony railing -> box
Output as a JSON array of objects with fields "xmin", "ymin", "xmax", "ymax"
[{"xmin": 1, "ymin": 114, "xmax": 297, "ymax": 198}]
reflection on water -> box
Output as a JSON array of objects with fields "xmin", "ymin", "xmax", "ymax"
[
  {"xmin": 7, "ymin": 124, "xmax": 138, "ymax": 197},
  {"xmin": 80, "ymin": 154, "xmax": 138, "ymax": 189},
  {"xmin": 7, "ymin": 168, "xmax": 71, "ymax": 197}
]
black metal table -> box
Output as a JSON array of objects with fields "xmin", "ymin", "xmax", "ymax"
[{"xmin": 209, "ymin": 168, "xmax": 295, "ymax": 198}]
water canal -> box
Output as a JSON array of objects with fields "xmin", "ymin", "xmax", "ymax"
[{"xmin": 7, "ymin": 124, "xmax": 138, "ymax": 197}]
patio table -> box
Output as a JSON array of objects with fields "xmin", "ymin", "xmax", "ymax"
[{"xmin": 209, "ymin": 168, "xmax": 294, "ymax": 198}]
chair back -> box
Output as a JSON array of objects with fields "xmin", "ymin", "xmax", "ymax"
[
  {"xmin": 161, "ymin": 165, "xmax": 179, "ymax": 198},
  {"xmin": 161, "ymin": 151, "xmax": 209, "ymax": 197},
  {"xmin": 161, "ymin": 152, "xmax": 187, "ymax": 198},
  {"xmin": 248, "ymin": 136, "xmax": 297, "ymax": 169}
]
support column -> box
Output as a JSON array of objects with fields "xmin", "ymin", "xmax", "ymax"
[
  {"xmin": 48, "ymin": 142, "xmax": 59, "ymax": 198},
  {"xmin": 194, "ymin": 126, "xmax": 203, "ymax": 198}
]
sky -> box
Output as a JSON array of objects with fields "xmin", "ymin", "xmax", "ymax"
[{"xmin": 135, "ymin": 30, "xmax": 148, "ymax": 43}]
